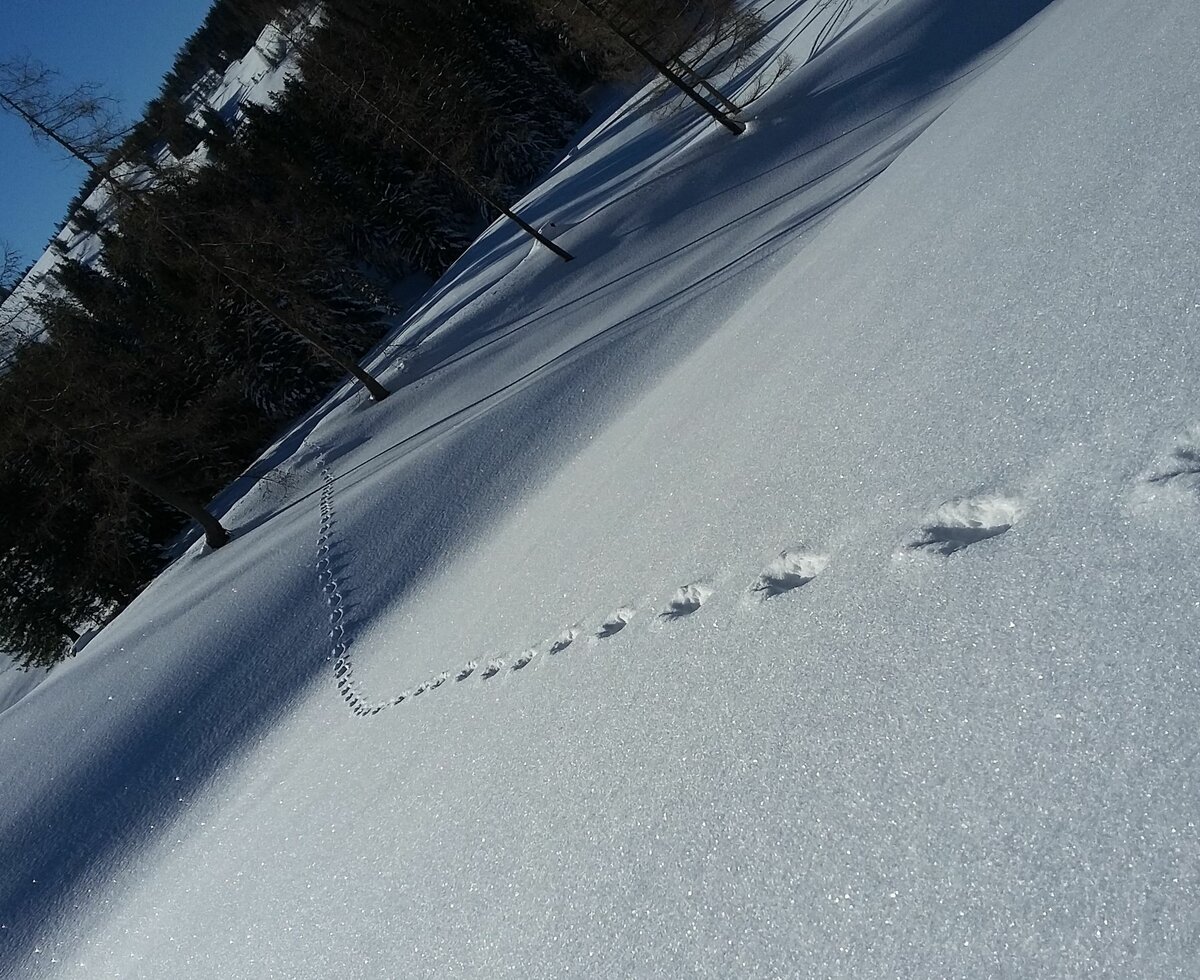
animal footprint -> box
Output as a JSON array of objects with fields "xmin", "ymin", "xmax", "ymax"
[
  {"xmin": 1145, "ymin": 436, "xmax": 1200, "ymax": 492},
  {"xmin": 596, "ymin": 607, "xmax": 635, "ymax": 639},
  {"xmin": 901, "ymin": 494, "xmax": 1022, "ymax": 557},
  {"xmin": 754, "ymin": 549, "xmax": 829, "ymax": 597},
  {"xmin": 512, "ymin": 650, "xmax": 537, "ymax": 670},
  {"xmin": 456, "ymin": 661, "xmax": 477, "ymax": 681},
  {"xmin": 549, "ymin": 627, "xmax": 579, "ymax": 654},
  {"xmin": 482, "ymin": 659, "xmax": 504, "ymax": 679},
  {"xmin": 660, "ymin": 583, "xmax": 713, "ymax": 620}
]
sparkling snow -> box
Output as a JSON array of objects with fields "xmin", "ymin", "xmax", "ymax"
[{"xmin": 3, "ymin": 0, "xmax": 1199, "ymax": 976}]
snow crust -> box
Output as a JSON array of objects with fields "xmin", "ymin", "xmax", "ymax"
[{"xmin": 4, "ymin": 0, "xmax": 1200, "ymax": 976}]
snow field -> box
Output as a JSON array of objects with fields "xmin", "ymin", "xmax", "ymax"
[{"xmin": 4, "ymin": 0, "xmax": 1200, "ymax": 976}]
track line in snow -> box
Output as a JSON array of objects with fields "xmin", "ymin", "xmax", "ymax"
[{"xmin": 753, "ymin": 550, "xmax": 830, "ymax": 598}]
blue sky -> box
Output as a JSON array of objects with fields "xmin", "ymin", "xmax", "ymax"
[{"xmin": 1, "ymin": 0, "xmax": 214, "ymax": 268}]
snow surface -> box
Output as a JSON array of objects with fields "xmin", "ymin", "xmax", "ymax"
[{"xmin": 4, "ymin": 0, "xmax": 1200, "ymax": 975}]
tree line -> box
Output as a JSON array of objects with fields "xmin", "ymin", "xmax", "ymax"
[{"xmin": 0, "ymin": 0, "xmax": 750, "ymax": 667}]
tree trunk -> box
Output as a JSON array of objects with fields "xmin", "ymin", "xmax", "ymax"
[
  {"xmin": 575, "ymin": 0, "xmax": 746, "ymax": 135},
  {"xmin": 120, "ymin": 468, "xmax": 231, "ymax": 550}
]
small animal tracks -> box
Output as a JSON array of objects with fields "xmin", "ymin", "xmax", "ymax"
[
  {"xmin": 596, "ymin": 607, "xmax": 635, "ymax": 639},
  {"xmin": 1130, "ymin": 428, "xmax": 1200, "ymax": 523},
  {"xmin": 309, "ymin": 438, "xmax": 1079, "ymax": 722},
  {"xmin": 548, "ymin": 627, "xmax": 579, "ymax": 654},
  {"xmin": 753, "ymin": 550, "xmax": 829, "ymax": 598},
  {"xmin": 660, "ymin": 583, "xmax": 714, "ymax": 619},
  {"xmin": 900, "ymin": 494, "xmax": 1022, "ymax": 557},
  {"xmin": 1143, "ymin": 431, "xmax": 1200, "ymax": 494}
]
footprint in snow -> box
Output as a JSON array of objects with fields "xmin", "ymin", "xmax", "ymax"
[
  {"xmin": 753, "ymin": 549, "xmax": 829, "ymax": 597},
  {"xmin": 512, "ymin": 650, "xmax": 537, "ymax": 671},
  {"xmin": 1144, "ymin": 434, "xmax": 1200, "ymax": 493},
  {"xmin": 596, "ymin": 607, "xmax": 635, "ymax": 639},
  {"xmin": 549, "ymin": 627, "xmax": 579, "ymax": 654},
  {"xmin": 456, "ymin": 661, "xmax": 477, "ymax": 682},
  {"xmin": 901, "ymin": 494, "xmax": 1022, "ymax": 557},
  {"xmin": 481, "ymin": 659, "xmax": 504, "ymax": 679},
  {"xmin": 660, "ymin": 583, "xmax": 713, "ymax": 620}
]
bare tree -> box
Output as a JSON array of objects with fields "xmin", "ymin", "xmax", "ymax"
[
  {"xmin": 0, "ymin": 242, "xmax": 42, "ymax": 371},
  {"xmin": 1, "ymin": 242, "xmax": 20, "ymax": 298},
  {"xmin": 0, "ymin": 57, "xmax": 391, "ymax": 403},
  {"xmin": 0, "ymin": 58, "xmax": 127, "ymax": 167}
]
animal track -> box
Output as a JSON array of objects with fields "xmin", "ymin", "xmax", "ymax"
[
  {"xmin": 660, "ymin": 583, "xmax": 713, "ymax": 620},
  {"xmin": 1146, "ymin": 444, "xmax": 1200, "ymax": 491},
  {"xmin": 901, "ymin": 494, "xmax": 1022, "ymax": 557},
  {"xmin": 596, "ymin": 608, "xmax": 635, "ymax": 639},
  {"xmin": 310, "ymin": 442, "xmax": 1065, "ymax": 721},
  {"xmin": 753, "ymin": 550, "xmax": 829, "ymax": 597},
  {"xmin": 548, "ymin": 627, "xmax": 579, "ymax": 654}
]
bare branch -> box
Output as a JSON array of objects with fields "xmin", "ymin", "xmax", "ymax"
[{"xmin": 0, "ymin": 57, "xmax": 127, "ymax": 167}]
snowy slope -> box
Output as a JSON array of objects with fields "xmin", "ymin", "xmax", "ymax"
[{"xmin": 4, "ymin": 0, "xmax": 1200, "ymax": 976}]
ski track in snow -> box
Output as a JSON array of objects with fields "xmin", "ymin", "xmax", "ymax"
[{"xmin": 313, "ymin": 447, "xmax": 1036, "ymax": 717}]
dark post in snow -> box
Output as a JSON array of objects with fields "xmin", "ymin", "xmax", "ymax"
[{"xmin": 573, "ymin": 0, "xmax": 746, "ymax": 135}]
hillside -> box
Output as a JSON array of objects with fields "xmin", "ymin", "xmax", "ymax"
[{"xmin": 3, "ymin": 0, "xmax": 1199, "ymax": 976}]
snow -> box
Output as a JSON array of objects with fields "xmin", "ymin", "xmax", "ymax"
[{"xmin": 4, "ymin": 0, "xmax": 1200, "ymax": 976}]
